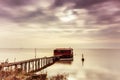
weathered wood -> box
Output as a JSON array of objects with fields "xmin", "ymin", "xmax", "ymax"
[{"xmin": 0, "ymin": 56, "xmax": 60, "ymax": 74}]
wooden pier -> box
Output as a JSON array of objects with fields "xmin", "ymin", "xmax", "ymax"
[{"xmin": 0, "ymin": 56, "xmax": 60, "ymax": 74}]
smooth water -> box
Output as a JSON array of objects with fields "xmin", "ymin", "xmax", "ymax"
[{"xmin": 0, "ymin": 48, "xmax": 120, "ymax": 80}]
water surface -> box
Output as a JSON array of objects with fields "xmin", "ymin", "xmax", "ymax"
[{"xmin": 0, "ymin": 48, "xmax": 120, "ymax": 80}]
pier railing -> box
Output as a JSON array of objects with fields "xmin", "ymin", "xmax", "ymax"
[{"xmin": 0, "ymin": 56, "xmax": 60, "ymax": 74}]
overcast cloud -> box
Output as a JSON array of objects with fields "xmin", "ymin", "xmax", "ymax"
[{"xmin": 0, "ymin": 0, "xmax": 119, "ymax": 48}]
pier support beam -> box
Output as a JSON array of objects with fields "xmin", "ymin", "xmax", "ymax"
[{"xmin": 1, "ymin": 56, "xmax": 59, "ymax": 74}]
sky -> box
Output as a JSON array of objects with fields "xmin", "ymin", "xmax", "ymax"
[{"xmin": 0, "ymin": 0, "xmax": 120, "ymax": 48}]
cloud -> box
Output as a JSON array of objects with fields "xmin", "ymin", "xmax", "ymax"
[
  {"xmin": 0, "ymin": 0, "xmax": 35, "ymax": 7},
  {"xmin": 86, "ymin": 0, "xmax": 120, "ymax": 25},
  {"xmin": 94, "ymin": 26, "xmax": 120, "ymax": 39},
  {"xmin": 60, "ymin": 0, "xmax": 120, "ymax": 41},
  {"xmin": 0, "ymin": 0, "xmax": 57, "ymax": 23},
  {"xmin": 0, "ymin": 0, "xmax": 120, "ymax": 26},
  {"xmin": 0, "ymin": 0, "xmax": 120, "ymax": 48},
  {"xmin": 52, "ymin": 0, "xmax": 107, "ymax": 8}
]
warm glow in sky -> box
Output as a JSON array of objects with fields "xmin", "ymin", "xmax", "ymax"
[{"xmin": 0, "ymin": 0, "xmax": 120, "ymax": 48}]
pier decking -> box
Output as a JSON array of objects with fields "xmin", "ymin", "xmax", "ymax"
[{"xmin": 0, "ymin": 56, "xmax": 60, "ymax": 74}]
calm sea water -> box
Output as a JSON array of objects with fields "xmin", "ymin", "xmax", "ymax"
[{"xmin": 0, "ymin": 48, "xmax": 120, "ymax": 80}]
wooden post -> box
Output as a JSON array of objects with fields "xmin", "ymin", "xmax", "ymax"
[
  {"xmin": 25, "ymin": 62, "xmax": 27, "ymax": 73},
  {"xmin": 41, "ymin": 59, "xmax": 42, "ymax": 67},
  {"xmin": 32, "ymin": 61, "xmax": 34, "ymax": 71},
  {"xmin": 35, "ymin": 60, "xmax": 37, "ymax": 70},
  {"xmin": 44, "ymin": 58, "xmax": 46, "ymax": 65},
  {"xmin": 28, "ymin": 61, "xmax": 30, "ymax": 72},
  {"xmin": 45, "ymin": 58, "xmax": 48, "ymax": 65},
  {"xmin": 15, "ymin": 64, "xmax": 18, "ymax": 73},
  {"xmin": 15, "ymin": 64, "xmax": 17, "ymax": 70},
  {"xmin": 21, "ymin": 63, "xmax": 23, "ymax": 71}
]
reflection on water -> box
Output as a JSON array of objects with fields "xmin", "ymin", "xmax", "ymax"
[
  {"xmin": 46, "ymin": 49, "xmax": 120, "ymax": 80},
  {"xmin": 56, "ymin": 61, "xmax": 73, "ymax": 65},
  {"xmin": 0, "ymin": 48, "xmax": 120, "ymax": 80}
]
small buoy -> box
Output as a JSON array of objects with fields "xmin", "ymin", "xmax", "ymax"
[{"xmin": 81, "ymin": 54, "xmax": 85, "ymax": 66}]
